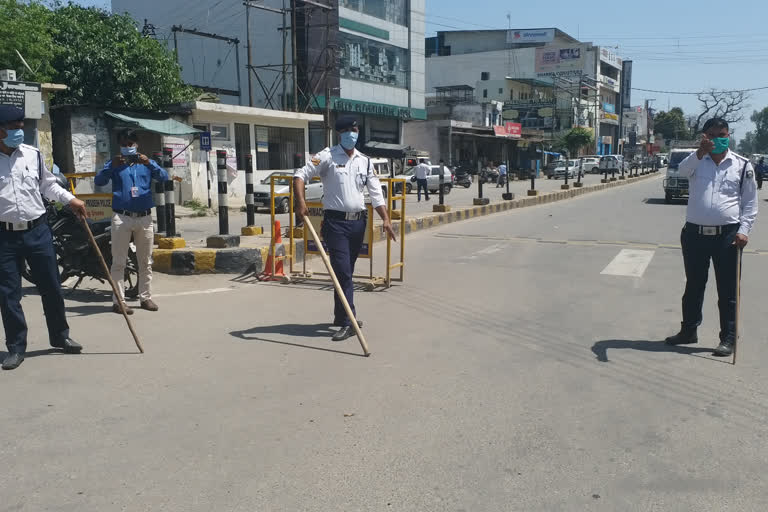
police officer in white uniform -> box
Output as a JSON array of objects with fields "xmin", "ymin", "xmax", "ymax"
[
  {"xmin": 0, "ymin": 105, "xmax": 88, "ymax": 370},
  {"xmin": 665, "ymin": 118, "xmax": 758, "ymax": 356},
  {"xmin": 294, "ymin": 117, "xmax": 396, "ymax": 341}
]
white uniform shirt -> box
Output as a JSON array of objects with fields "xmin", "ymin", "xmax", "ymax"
[
  {"xmin": 0, "ymin": 144, "xmax": 75, "ymax": 223},
  {"xmin": 414, "ymin": 163, "xmax": 431, "ymax": 180},
  {"xmin": 295, "ymin": 145, "xmax": 385, "ymax": 212},
  {"xmin": 678, "ymin": 149, "xmax": 758, "ymax": 236}
]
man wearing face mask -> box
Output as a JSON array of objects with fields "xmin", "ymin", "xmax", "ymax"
[
  {"xmin": 294, "ymin": 117, "xmax": 397, "ymax": 341},
  {"xmin": 95, "ymin": 129, "xmax": 169, "ymax": 314},
  {"xmin": 664, "ymin": 118, "xmax": 758, "ymax": 357},
  {"xmin": 0, "ymin": 105, "xmax": 88, "ymax": 370}
]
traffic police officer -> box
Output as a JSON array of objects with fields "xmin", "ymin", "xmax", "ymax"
[
  {"xmin": 0, "ymin": 105, "xmax": 88, "ymax": 370},
  {"xmin": 294, "ymin": 116, "xmax": 396, "ymax": 341},
  {"xmin": 665, "ymin": 118, "xmax": 758, "ymax": 356}
]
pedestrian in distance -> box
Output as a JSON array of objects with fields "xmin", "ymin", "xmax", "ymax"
[
  {"xmin": 497, "ymin": 161, "xmax": 507, "ymax": 187},
  {"xmin": 664, "ymin": 118, "xmax": 758, "ymax": 357},
  {"xmin": 95, "ymin": 129, "xmax": 169, "ymax": 315},
  {"xmin": 413, "ymin": 158, "xmax": 431, "ymax": 202},
  {"xmin": 756, "ymin": 157, "xmax": 767, "ymax": 190},
  {"xmin": 0, "ymin": 105, "xmax": 88, "ymax": 370},
  {"xmin": 294, "ymin": 116, "xmax": 397, "ymax": 341}
]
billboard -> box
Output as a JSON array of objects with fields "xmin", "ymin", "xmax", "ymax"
[
  {"xmin": 506, "ymin": 28, "xmax": 555, "ymax": 44},
  {"xmin": 494, "ymin": 122, "xmax": 522, "ymax": 139},
  {"xmin": 621, "ymin": 60, "xmax": 633, "ymax": 110},
  {"xmin": 535, "ymin": 45, "xmax": 588, "ymax": 77}
]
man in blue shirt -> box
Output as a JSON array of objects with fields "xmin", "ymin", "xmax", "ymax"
[
  {"xmin": 756, "ymin": 157, "xmax": 767, "ymax": 190},
  {"xmin": 95, "ymin": 129, "xmax": 168, "ymax": 314},
  {"xmin": 497, "ymin": 162, "xmax": 507, "ymax": 187}
]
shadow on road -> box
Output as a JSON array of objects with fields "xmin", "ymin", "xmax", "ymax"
[
  {"xmin": 230, "ymin": 323, "xmax": 367, "ymax": 357},
  {"xmin": 643, "ymin": 198, "xmax": 686, "ymax": 205},
  {"xmin": 3, "ymin": 349, "xmax": 138, "ymax": 359},
  {"xmin": 591, "ymin": 339, "xmax": 714, "ymax": 362}
]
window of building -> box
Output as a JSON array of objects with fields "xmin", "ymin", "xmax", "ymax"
[
  {"xmin": 234, "ymin": 123, "xmax": 251, "ymax": 171},
  {"xmin": 340, "ymin": 0, "xmax": 408, "ymax": 26},
  {"xmin": 498, "ymin": 88, "xmax": 503, "ymax": 94},
  {"xmin": 211, "ymin": 124, "xmax": 229, "ymax": 140},
  {"xmin": 480, "ymin": 72, "xmax": 490, "ymax": 81},
  {"xmin": 338, "ymin": 32, "xmax": 409, "ymax": 89},
  {"xmin": 483, "ymin": 89, "xmax": 488, "ymax": 98},
  {"xmin": 254, "ymin": 125, "xmax": 305, "ymax": 170}
]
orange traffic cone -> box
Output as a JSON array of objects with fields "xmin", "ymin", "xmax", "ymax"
[{"xmin": 257, "ymin": 220, "xmax": 286, "ymax": 281}]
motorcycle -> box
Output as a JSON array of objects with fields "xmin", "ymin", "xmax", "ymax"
[
  {"xmin": 22, "ymin": 176, "xmax": 139, "ymax": 296},
  {"xmin": 454, "ymin": 171, "xmax": 472, "ymax": 188}
]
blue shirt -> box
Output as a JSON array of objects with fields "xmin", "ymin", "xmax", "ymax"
[
  {"xmin": 498, "ymin": 164, "xmax": 507, "ymax": 175},
  {"xmin": 95, "ymin": 159, "xmax": 169, "ymax": 212}
]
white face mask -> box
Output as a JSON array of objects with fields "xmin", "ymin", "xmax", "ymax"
[{"xmin": 121, "ymin": 145, "xmax": 138, "ymax": 156}]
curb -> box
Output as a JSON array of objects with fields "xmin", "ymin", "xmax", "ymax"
[{"xmin": 154, "ymin": 172, "xmax": 657, "ymax": 274}]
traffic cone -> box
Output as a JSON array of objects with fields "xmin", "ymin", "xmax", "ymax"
[{"xmin": 257, "ymin": 220, "xmax": 286, "ymax": 281}]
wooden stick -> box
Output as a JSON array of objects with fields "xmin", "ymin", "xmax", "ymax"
[
  {"xmin": 80, "ymin": 217, "xmax": 144, "ymax": 354},
  {"xmin": 733, "ymin": 248, "xmax": 741, "ymax": 365},
  {"xmin": 303, "ymin": 217, "xmax": 371, "ymax": 357}
]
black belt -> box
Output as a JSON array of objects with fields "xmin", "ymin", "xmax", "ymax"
[
  {"xmin": 324, "ymin": 210, "xmax": 366, "ymax": 221},
  {"xmin": 685, "ymin": 222, "xmax": 739, "ymax": 236},
  {"xmin": 113, "ymin": 208, "xmax": 152, "ymax": 218},
  {"xmin": 0, "ymin": 214, "xmax": 46, "ymax": 232}
]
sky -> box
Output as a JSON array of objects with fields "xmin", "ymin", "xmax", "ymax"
[{"xmin": 72, "ymin": 0, "xmax": 767, "ymax": 142}]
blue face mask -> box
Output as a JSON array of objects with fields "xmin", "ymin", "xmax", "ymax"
[
  {"xmin": 711, "ymin": 137, "xmax": 730, "ymax": 154},
  {"xmin": 2, "ymin": 128, "xmax": 24, "ymax": 148},
  {"xmin": 340, "ymin": 131, "xmax": 358, "ymax": 150},
  {"xmin": 120, "ymin": 145, "xmax": 138, "ymax": 156}
]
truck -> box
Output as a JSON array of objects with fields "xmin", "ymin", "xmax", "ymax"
[{"xmin": 663, "ymin": 141, "xmax": 699, "ymax": 203}]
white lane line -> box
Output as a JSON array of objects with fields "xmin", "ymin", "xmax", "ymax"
[
  {"xmin": 459, "ymin": 243, "xmax": 506, "ymax": 260},
  {"xmin": 600, "ymin": 249, "xmax": 655, "ymax": 278},
  {"xmin": 153, "ymin": 287, "xmax": 239, "ymax": 298}
]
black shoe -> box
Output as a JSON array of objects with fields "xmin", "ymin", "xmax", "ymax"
[
  {"xmin": 332, "ymin": 325, "xmax": 357, "ymax": 342},
  {"xmin": 51, "ymin": 338, "xmax": 82, "ymax": 354},
  {"xmin": 664, "ymin": 325, "xmax": 698, "ymax": 345},
  {"xmin": 333, "ymin": 319, "xmax": 363, "ymax": 328},
  {"xmin": 713, "ymin": 338, "xmax": 735, "ymax": 357},
  {"xmin": 2, "ymin": 353, "xmax": 24, "ymax": 370}
]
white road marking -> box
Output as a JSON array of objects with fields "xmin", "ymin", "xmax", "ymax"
[
  {"xmin": 600, "ymin": 249, "xmax": 655, "ymax": 278},
  {"xmin": 153, "ymin": 287, "xmax": 239, "ymax": 298},
  {"xmin": 459, "ymin": 243, "xmax": 506, "ymax": 260}
]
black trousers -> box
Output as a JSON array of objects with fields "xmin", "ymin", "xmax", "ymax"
[
  {"xmin": 416, "ymin": 178, "xmax": 429, "ymax": 201},
  {"xmin": 0, "ymin": 221, "xmax": 69, "ymax": 354},
  {"xmin": 321, "ymin": 214, "xmax": 366, "ymax": 326},
  {"xmin": 680, "ymin": 222, "xmax": 740, "ymax": 340}
]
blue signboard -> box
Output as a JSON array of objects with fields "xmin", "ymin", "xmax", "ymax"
[
  {"xmin": 200, "ymin": 131, "xmax": 212, "ymax": 151},
  {"xmin": 603, "ymin": 103, "xmax": 615, "ymax": 114}
]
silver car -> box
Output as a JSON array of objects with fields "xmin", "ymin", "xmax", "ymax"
[{"xmin": 252, "ymin": 171, "xmax": 323, "ymax": 213}]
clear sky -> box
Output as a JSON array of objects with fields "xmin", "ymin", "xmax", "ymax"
[{"xmin": 73, "ymin": 0, "xmax": 767, "ymax": 141}]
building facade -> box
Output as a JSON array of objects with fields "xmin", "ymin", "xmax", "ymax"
[{"xmin": 111, "ymin": 0, "xmax": 425, "ymax": 150}]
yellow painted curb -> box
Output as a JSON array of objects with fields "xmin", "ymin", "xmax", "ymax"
[
  {"xmin": 194, "ymin": 249, "xmax": 217, "ymax": 272},
  {"xmin": 153, "ymin": 249, "xmax": 173, "ymax": 272},
  {"xmin": 241, "ymin": 226, "xmax": 264, "ymax": 236},
  {"xmin": 158, "ymin": 237, "xmax": 187, "ymax": 249}
]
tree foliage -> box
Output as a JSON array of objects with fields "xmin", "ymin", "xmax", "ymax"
[
  {"xmin": 560, "ymin": 127, "xmax": 594, "ymax": 157},
  {"xmin": 749, "ymin": 107, "xmax": 768, "ymax": 153},
  {"xmin": 653, "ymin": 107, "xmax": 691, "ymax": 142},
  {"xmin": 0, "ymin": 1, "xmax": 196, "ymax": 109}
]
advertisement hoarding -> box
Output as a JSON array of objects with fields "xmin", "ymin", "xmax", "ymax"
[
  {"xmin": 506, "ymin": 28, "xmax": 555, "ymax": 44},
  {"xmin": 535, "ymin": 44, "xmax": 588, "ymax": 78},
  {"xmin": 621, "ymin": 60, "xmax": 633, "ymax": 110}
]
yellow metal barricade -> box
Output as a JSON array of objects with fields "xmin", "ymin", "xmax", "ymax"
[{"xmin": 63, "ymin": 172, "xmax": 113, "ymax": 221}]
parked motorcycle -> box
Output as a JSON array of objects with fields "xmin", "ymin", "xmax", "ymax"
[
  {"xmin": 454, "ymin": 171, "xmax": 473, "ymax": 188},
  {"xmin": 22, "ymin": 176, "xmax": 139, "ymax": 296}
]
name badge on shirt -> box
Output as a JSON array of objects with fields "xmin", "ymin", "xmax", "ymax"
[{"xmin": 131, "ymin": 186, "xmax": 139, "ymax": 198}]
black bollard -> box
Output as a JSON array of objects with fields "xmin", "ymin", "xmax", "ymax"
[
  {"xmin": 162, "ymin": 147, "xmax": 177, "ymax": 238},
  {"xmin": 152, "ymin": 151, "xmax": 166, "ymax": 235},
  {"xmin": 438, "ymin": 160, "xmax": 445, "ymax": 206},
  {"xmin": 245, "ymin": 153, "xmax": 255, "ymax": 227},
  {"xmin": 216, "ymin": 150, "xmax": 228, "ymax": 235}
]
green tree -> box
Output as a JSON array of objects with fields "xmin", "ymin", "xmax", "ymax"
[
  {"xmin": 750, "ymin": 107, "xmax": 768, "ymax": 153},
  {"xmin": 738, "ymin": 131, "xmax": 756, "ymax": 154},
  {"xmin": 653, "ymin": 107, "xmax": 689, "ymax": 142},
  {"xmin": 0, "ymin": 1, "xmax": 196, "ymax": 109},
  {"xmin": 0, "ymin": 0, "xmax": 56, "ymax": 82},
  {"xmin": 560, "ymin": 127, "xmax": 594, "ymax": 157}
]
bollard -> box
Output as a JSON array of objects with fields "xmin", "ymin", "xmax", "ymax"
[
  {"xmin": 152, "ymin": 151, "xmax": 166, "ymax": 236},
  {"xmin": 562, "ymin": 158, "xmax": 570, "ymax": 190},
  {"xmin": 528, "ymin": 169, "xmax": 537, "ymax": 196},
  {"xmin": 574, "ymin": 157, "xmax": 584, "ymax": 187},
  {"xmin": 610, "ymin": 166, "xmax": 617, "ymax": 181},
  {"xmin": 620, "ymin": 161, "xmax": 626, "ymax": 180},
  {"xmin": 206, "ymin": 153, "xmax": 212, "ymax": 208},
  {"xmin": 245, "ymin": 153, "xmax": 255, "ymax": 226},
  {"xmin": 433, "ymin": 160, "xmax": 451, "ymax": 212},
  {"xmin": 162, "ymin": 147, "xmax": 177, "ymax": 237},
  {"xmin": 473, "ymin": 161, "xmax": 490, "ymax": 205},
  {"xmin": 602, "ymin": 167, "xmax": 609, "ymax": 184},
  {"xmin": 216, "ymin": 149, "xmax": 228, "ymax": 235},
  {"xmin": 503, "ymin": 157, "xmax": 514, "ymax": 199}
]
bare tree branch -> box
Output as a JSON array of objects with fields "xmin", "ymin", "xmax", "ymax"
[{"xmin": 695, "ymin": 89, "xmax": 750, "ymax": 131}]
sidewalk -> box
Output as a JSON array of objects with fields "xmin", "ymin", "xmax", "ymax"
[{"xmin": 153, "ymin": 171, "xmax": 661, "ymax": 274}]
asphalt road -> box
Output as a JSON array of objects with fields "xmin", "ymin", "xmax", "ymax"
[{"xmin": 4, "ymin": 173, "xmax": 768, "ymax": 511}]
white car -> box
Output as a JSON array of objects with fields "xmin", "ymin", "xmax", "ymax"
[
  {"xmin": 252, "ymin": 171, "xmax": 323, "ymax": 213},
  {"xmin": 581, "ymin": 156, "xmax": 601, "ymax": 174},
  {"xmin": 553, "ymin": 160, "xmax": 581, "ymax": 179},
  {"xmin": 398, "ymin": 165, "xmax": 454, "ymax": 194},
  {"xmin": 599, "ymin": 155, "xmax": 626, "ymax": 172}
]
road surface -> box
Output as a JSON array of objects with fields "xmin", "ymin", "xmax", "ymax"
[{"xmin": 4, "ymin": 173, "xmax": 768, "ymax": 511}]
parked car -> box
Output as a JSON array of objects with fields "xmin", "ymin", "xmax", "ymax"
[
  {"xmin": 252, "ymin": 171, "xmax": 323, "ymax": 213},
  {"xmin": 552, "ymin": 160, "xmax": 581, "ymax": 179},
  {"xmin": 598, "ymin": 155, "xmax": 626, "ymax": 173},
  {"xmin": 581, "ymin": 156, "xmax": 601, "ymax": 174},
  {"xmin": 545, "ymin": 158, "xmax": 566, "ymax": 178},
  {"xmin": 396, "ymin": 165, "xmax": 454, "ymax": 194}
]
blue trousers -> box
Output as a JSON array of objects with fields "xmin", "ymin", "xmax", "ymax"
[
  {"xmin": 321, "ymin": 215, "xmax": 366, "ymax": 326},
  {"xmin": 416, "ymin": 178, "xmax": 429, "ymax": 201},
  {"xmin": 0, "ymin": 221, "xmax": 69, "ymax": 354},
  {"xmin": 681, "ymin": 223, "xmax": 739, "ymax": 340}
]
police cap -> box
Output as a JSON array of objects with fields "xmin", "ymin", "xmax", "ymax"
[
  {"xmin": 335, "ymin": 116, "xmax": 358, "ymax": 132},
  {"xmin": 0, "ymin": 105, "xmax": 24, "ymax": 124}
]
